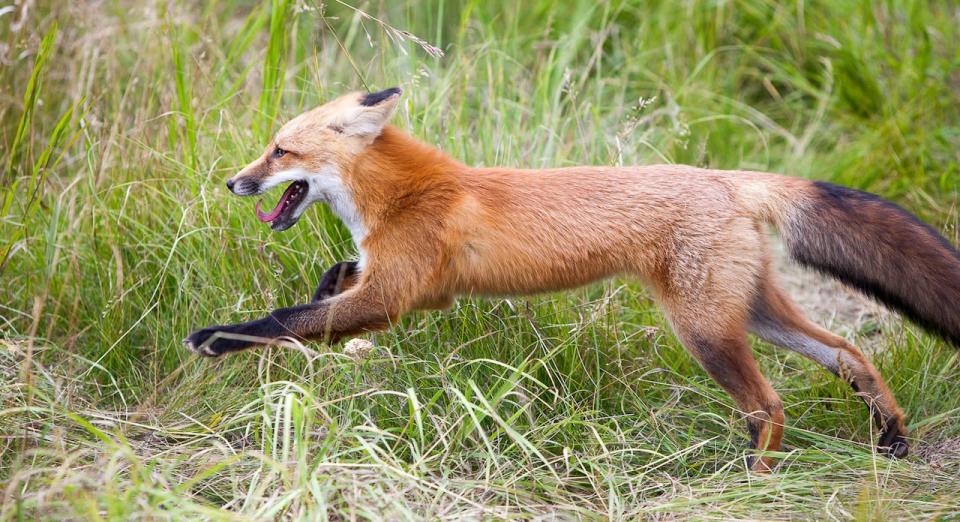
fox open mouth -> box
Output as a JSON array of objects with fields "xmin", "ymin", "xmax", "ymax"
[{"xmin": 255, "ymin": 180, "xmax": 308, "ymax": 230}]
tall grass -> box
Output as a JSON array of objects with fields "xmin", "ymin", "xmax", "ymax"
[
  {"xmin": 0, "ymin": 23, "xmax": 79, "ymax": 277},
  {"xmin": 2, "ymin": 0, "xmax": 959, "ymax": 519},
  {"xmin": 254, "ymin": 0, "xmax": 292, "ymax": 142}
]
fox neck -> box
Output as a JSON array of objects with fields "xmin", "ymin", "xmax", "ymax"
[{"xmin": 346, "ymin": 124, "xmax": 464, "ymax": 232}]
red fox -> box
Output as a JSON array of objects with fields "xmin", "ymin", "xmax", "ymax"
[{"xmin": 185, "ymin": 88, "xmax": 960, "ymax": 471}]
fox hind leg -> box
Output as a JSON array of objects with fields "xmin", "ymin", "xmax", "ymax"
[
  {"xmin": 676, "ymin": 328, "xmax": 786, "ymax": 471},
  {"xmin": 663, "ymin": 296, "xmax": 785, "ymax": 471},
  {"xmin": 748, "ymin": 277, "xmax": 908, "ymax": 458},
  {"xmin": 655, "ymin": 221, "xmax": 786, "ymax": 471}
]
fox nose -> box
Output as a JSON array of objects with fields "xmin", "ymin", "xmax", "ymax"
[{"xmin": 226, "ymin": 179, "xmax": 236, "ymax": 191}]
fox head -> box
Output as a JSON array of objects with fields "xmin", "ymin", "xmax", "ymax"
[{"xmin": 226, "ymin": 87, "xmax": 402, "ymax": 231}]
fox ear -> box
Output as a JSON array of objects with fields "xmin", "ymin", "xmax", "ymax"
[
  {"xmin": 359, "ymin": 87, "xmax": 402, "ymax": 107},
  {"xmin": 337, "ymin": 87, "xmax": 402, "ymax": 137}
]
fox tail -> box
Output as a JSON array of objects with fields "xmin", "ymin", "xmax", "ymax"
[{"xmin": 766, "ymin": 179, "xmax": 960, "ymax": 347}]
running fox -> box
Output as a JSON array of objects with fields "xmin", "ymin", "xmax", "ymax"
[{"xmin": 185, "ymin": 88, "xmax": 960, "ymax": 471}]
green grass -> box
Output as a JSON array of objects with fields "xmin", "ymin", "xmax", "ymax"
[{"xmin": 3, "ymin": 0, "xmax": 960, "ymax": 519}]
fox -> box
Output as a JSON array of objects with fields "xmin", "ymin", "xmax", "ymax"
[{"xmin": 184, "ymin": 87, "xmax": 960, "ymax": 471}]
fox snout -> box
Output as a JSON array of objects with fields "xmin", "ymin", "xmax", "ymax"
[
  {"xmin": 225, "ymin": 174, "xmax": 265, "ymax": 196},
  {"xmin": 227, "ymin": 162, "xmax": 269, "ymax": 196}
]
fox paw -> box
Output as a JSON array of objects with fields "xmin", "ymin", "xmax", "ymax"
[
  {"xmin": 878, "ymin": 422, "xmax": 909, "ymax": 458},
  {"xmin": 313, "ymin": 261, "xmax": 358, "ymax": 302},
  {"xmin": 183, "ymin": 326, "xmax": 249, "ymax": 357}
]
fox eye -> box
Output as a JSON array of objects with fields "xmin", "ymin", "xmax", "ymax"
[{"xmin": 273, "ymin": 147, "xmax": 287, "ymax": 159}]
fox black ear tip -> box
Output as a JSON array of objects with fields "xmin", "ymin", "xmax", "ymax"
[{"xmin": 360, "ymin": 87, "xmax": 402, "ymax": 106}]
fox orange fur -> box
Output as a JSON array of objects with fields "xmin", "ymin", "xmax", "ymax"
[{"xmin": 185, "ymin": 88, "xmax": 960, "ymax": 471}]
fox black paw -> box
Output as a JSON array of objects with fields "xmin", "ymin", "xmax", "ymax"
[
  {"xmin": 313, "ymin": 261, "xmax": 359, "ymax": 302},
  {"xmin": 183, "ymin": 326, "xmax": 251, "ymax": 357},
  {"xmin": 878, "ymin": 423, "xmax": 909, "ymax": 458}
]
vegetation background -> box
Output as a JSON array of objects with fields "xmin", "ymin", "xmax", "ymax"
[{"xmin": 2, "ymin": 0, "xmax": 959, "ymax": 519}]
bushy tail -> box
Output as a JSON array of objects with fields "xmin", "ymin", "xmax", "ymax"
[{"xmin": 778, "ymin": 181, "xmax": 960, "ymax": 347}]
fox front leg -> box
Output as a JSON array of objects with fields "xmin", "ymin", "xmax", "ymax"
[
  {"xmin": 183, "ymin": 285, "xmax": 398, "ymax": 357},
  {"xmin": 182, "ymin": 303, "xmax": 314, "ymax": 356},
  {"xmin": 313, "ymin": 261, "xmax": 359, "ymax": 301},
  {"xmin": 183, "ymin": 261, "xmax": 360, "ymax": 356}
]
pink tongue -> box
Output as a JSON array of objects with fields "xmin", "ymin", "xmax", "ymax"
[{"xmin": 255, "ymin": 183, "xmax": 298, "ymax": 222}]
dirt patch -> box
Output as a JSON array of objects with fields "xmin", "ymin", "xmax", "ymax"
[
  {"xmin": 914, "ymin": 437, "xmax": 960, "ymax": 474},
  {"xmin": 769, "ymin": 237, "xmax": 893, "ymax": 343}
]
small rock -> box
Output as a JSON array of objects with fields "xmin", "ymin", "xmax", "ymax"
[{"xmin": 343, "ymin": 338, "xmax": 375, "ymax": 360}]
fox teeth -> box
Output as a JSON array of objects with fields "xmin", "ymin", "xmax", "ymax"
[{"xmin": 285, "ymin": 185, "xmax": 304, "ymax": 207}]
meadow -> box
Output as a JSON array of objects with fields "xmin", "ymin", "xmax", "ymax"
[{"xmin": 2, "ymin": 0, "xmax": 960, "ymax": 519}]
